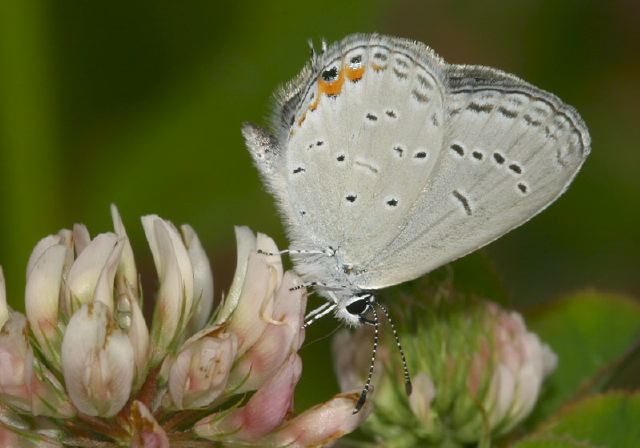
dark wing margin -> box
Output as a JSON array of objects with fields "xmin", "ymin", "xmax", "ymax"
[{"xmin": 446, "ymin": 64, "xmax": 591, "ymax": 156}]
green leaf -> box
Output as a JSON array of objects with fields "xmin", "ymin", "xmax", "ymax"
[
  {"xmin": 514, "ymin": 392, "xmax": 640, "ymax": 448},
  {"xmin": 525, "ymin": 291, "xmax": 640, "ymax": 425}
]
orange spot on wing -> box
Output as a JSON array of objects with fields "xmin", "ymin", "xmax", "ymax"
[
  {"xmin": 346, "ymin": 66, "xmax": 365, "ymax": 82},
  {"xmin": 296, "ymin": 111, "xmax": 307, "ymax": 126},
  {"xmin": 295, "ymin": 60, "xmax": 368, "ymax": 128},
  {"xmin": 319, "ymin": 68, "xmax": 345, "ymax": 96},
  {"xmin": 371, "ymin": 63, "xmax": 386, "ymax": 72}
]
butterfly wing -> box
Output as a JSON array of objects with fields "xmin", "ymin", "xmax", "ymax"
[
  {"xmin": 247, "ymin": 35, "xmax": 450, "ymax": 263},
  {"xmin": 244, "ymin": 34, "xmax": 590, "ymax": 290},
  {"xmin": 356, "ymin": 64, "xmax": 590, "ymax": 289}
]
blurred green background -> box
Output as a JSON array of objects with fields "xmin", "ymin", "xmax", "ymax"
[{"xmin": 1, "ymin": 1, "xmax": 638, "ymax": 409}]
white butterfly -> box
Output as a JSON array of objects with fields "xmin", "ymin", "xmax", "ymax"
[{"xmin": 243, "ymin": 33, "xmax": 590, "ymax": 328}]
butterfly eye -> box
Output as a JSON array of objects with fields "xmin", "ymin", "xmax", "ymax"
[
  {"xmin": 346, "ymin": 298, "xmax": 369, "ymax": 315},
  {"xmin": 322, "ymin": 66, "xmax": 339, "ymax": 82}
]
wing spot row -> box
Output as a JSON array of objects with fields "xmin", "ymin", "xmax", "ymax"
[{"xmin": 449, "ymin": 141, "xmax": 523, "ymax": 174}]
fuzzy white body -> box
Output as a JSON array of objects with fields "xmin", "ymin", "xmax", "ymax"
[{"xmin": 243, "ymin": 34, "xmax": 590, "ymax": 326}]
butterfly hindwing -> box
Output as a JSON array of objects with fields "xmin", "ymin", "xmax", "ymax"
[{"xmin": 358, "ymin": 64, "xmax": 590, "ymax": 289}]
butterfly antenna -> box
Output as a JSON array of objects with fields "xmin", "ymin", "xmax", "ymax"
[
  {"xmin": 378, "ymin": 303, "xmax": 412, "ymax": 396},
  {"xmin": 354, "ymin": 306, "xmax": 379, "ymax": 414}
]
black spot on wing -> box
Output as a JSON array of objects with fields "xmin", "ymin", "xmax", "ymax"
[
  {"xmin": 467, "ymin": 102, "xmax": 494, "ymax": 113},
  {"xmin": 452, "ymin": 190, "xmax": 472, "ymax": 215},
  {"xmin": 497, "ymin": 106, "xmax": 518, "ymax": 118},
  {"xmin": 450, "ymin": 144, "xmax": 464, "ymax": 157},
  {"xmin": 374, "ymin": 52, "xmax": 388, "ymax": 61},
  {"xmin": 412, "ymin": 89, "xmax": 429, "ymax": 103},
  {"xmin": 322, "ymin": 66, "xmax": 339, "ymax": 82},
  {"xmin": 517, "ymin": 182, "xmax": 529, "ymax": 194},
  {"xmin": 508, "ymin": 163, "xmax": 522, "ymax": 174},
  {"xmin": 392, "ymin": 68, "xmax": 408, "ymax": 80},
  {"xmin": 523, "ymin": 114, "xmax": 542, "ymax": 127},
  {"xmin": 414, "ymin": 151, "xmax": 427, "ymax": 159}
]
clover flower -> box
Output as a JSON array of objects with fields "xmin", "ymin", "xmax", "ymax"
[
  {"xmin": 333, "ymin": 290, "xmax": 557, "ymax": 447},
  {"xmin": 0, "ymin": 206, "xmax": 370, "ymax": 447}
]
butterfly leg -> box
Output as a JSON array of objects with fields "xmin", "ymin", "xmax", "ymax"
[
  {"xmin": 289, "ymin": 281, "xmax": 351, "ymax": 292},
  {"xmin": 303, "ymin": 302, "xmax": 337, "ymax": 328},
  {"xmin": 289, "ymin": 281, "xmax": 328, "ymax": 291},
  {"xmin": 257, "ymin": 246, "xmax": 336, "ymax": 257}
]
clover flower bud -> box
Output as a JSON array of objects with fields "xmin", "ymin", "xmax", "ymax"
[
  {"xmin": 130, "ymin": 400, "xmax": 170, "ymax": 448},
  {"xmin": 61, "ymin": 302, "xmax": 135, "ymax": 417},
  {"xmin": 142, "ymin": 215, "xmax": 195, "ymax": 365},
  {"xmin": 181, "ymin": 224, "xmax": 214, "ymax": 336},
  {"xmin": 334, "ymin": 294, "xmax": 557, "ymax": 445},
  {"xmin": 161, "ymin": 325, "xmax": 237, "ymax": 409},
  {"xmin": 0, "ymin": 210, "xmax": 369, "ymax": 446}
]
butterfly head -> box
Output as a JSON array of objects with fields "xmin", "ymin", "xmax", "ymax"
[{"xmin": 335, "ymin": 292, "xmax": 375, "ymax": 327}]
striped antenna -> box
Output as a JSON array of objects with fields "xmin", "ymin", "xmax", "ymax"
[
  {"xmin": 378, "ymin": 302, "xmax": 412, "ymax": 396},
  {"xmin": 354, "ymin": 305, "xmax": 379, "ymax": 413}
]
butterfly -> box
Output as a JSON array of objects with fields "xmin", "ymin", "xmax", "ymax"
[{"xmin": 242, "ymin": 33, "xmax": 590, "ymax": 410}]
